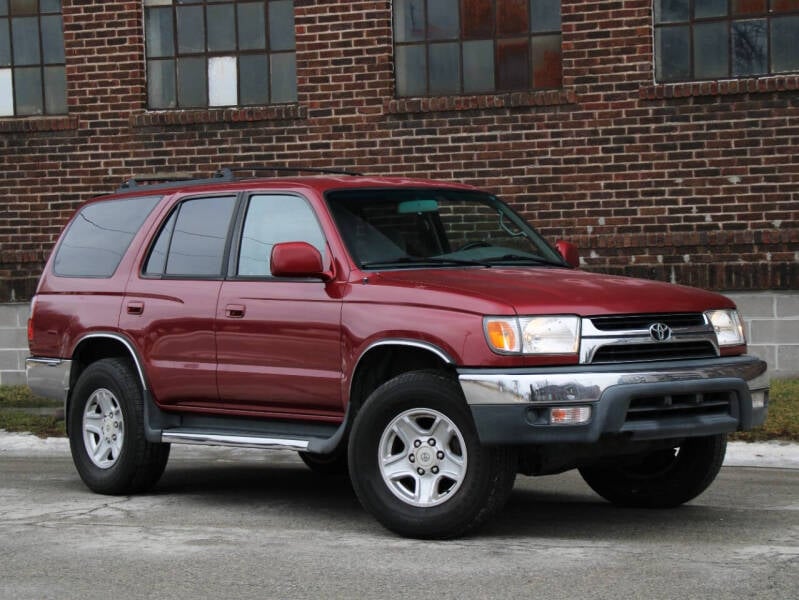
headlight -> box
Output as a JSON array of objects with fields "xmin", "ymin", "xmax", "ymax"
[
  {"xmin": 484, "ymin": 315, "xmax": 580, "ymax": 355},
  {"xmin": 705, "ymin": 309, "xmax": 746, "ymax": 346}
]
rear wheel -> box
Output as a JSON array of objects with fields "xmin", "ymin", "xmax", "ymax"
[
  {"xmin": 578, "ymin": 434, "xmax": 727, "ymax": 508},
  {"xmin": 348, "ymin": 371, "xmax": 516, "ymax": 539},
  {"xmin": 68, "ymin": 358, "xmax": 170, "ymax": 495}
]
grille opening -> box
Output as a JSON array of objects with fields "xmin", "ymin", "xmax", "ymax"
[
  {"xmin": 590, "ymin": 313, "xmax": 705, "ymax": 331},
  {"xmin": 626, "ymin": 391, "xmax": 732, "ymax": 422},
  {"xmin": 591, "ymin": 341, "xmax": 717, "ymax": 363}
]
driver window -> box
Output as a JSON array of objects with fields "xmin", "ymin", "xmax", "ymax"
[{"xmin": 238, "ymin": 194, "xmax": 327, "ymax": 277}]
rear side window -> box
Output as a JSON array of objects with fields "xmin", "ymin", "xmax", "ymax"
[
  {"xmin": 53, "ymin": 196, "xmax": 161, "ymax": 277},
  {"xmin": 144, "ymin": 195, "xmax": 237, "ymax": 277}
]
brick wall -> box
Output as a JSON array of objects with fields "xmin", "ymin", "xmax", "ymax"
[{"xmin": 0, "ymin": 0, "xmax": 797, "ymax": 302}]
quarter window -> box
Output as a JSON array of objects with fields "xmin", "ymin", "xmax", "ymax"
[
  {"xmin": 238, "ymin": 194, "xmax": 326, "ymax": 277},
  {"xmin": 0, "ymin": 0, "xmax": 67, "ymax": 116},
  {"xmin": 144, "ymin": 0, "xmax": 297, "ymax": 109},
  {"xmin": 655, "ymin": 0, "xmax": 799, "ymax": 82},
  {"xmin": 393, "ymin": 0, "xmax": 562, "ymax": 97}
]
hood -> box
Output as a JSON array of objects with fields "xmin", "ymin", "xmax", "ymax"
[{"xmin": 371, "ymin": 266, "xmax": 734, "ymax": 316}]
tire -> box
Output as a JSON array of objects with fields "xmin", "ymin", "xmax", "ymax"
[
  {"xmin": 348, "ymin": 371, "xmax": 516, "ymax": 539},
  {"xmin": 578, "ymin": 434, "xmax": 727, "ymax": 508},
  {"xmin": 68, "ymin": 358, "xmax": 170, "ymax": 495},
  {"xmin": 299, "ymin": 447, "xmax": 349, "ymax": 478}
]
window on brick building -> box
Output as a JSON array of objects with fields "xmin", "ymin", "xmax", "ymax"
[
  {"xmin": 655, "ymin": 0, "xmax": 799, "ymax": 82},
  {"xmin": 144, "ymin": 0, "xmax": 296, "ymax": 109},
  {"xmin": 0, "ymin": 0, "xmax": 67, "ymax": 116},
  {"xmin": 393, "ymin": 0, "xmax": 562, "ymax": 97}
]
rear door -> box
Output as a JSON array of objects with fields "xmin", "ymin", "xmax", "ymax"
[
  {"xmin": 215, "ymin": 192, "xmax": 344, "ymax": 420},
  {"xmin": 121, "ymin": 194, "xmax": 238, "ymax": 408}
]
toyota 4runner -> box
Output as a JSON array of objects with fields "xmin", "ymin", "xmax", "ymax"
[{"xmin": 27, "ymin": 168, "xmax": 768, "ymax": 538}]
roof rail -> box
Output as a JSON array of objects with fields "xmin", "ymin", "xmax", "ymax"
[
  {"xmin": 217, "ymin": 166, "xmax": 363, "ymax": 178},
  {"xmin": 116, "ymin": 170, "xmax": 232, "ymax": 193}
]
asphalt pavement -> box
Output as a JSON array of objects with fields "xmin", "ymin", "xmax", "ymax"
[{"xmin": 0, "ymin": 437, "xmax": 797, "ymax": 599}]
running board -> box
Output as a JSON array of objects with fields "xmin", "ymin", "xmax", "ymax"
[{"xmin": 161, "ymin": 431, "xmax": 311, "ymax": 451}]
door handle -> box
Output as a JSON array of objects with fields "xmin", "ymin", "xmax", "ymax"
[
  {"xmin": 126, "ymin": 301, "xmax": 144, "ymax": 315},
  {"xmin": 225, "ymin": 304, "xmax": 246, "ymax": 318}
]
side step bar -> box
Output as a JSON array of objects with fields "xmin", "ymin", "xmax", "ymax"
[{"xmin": 161, "ymin": 431, "xmax": 311, "ymax": 451}]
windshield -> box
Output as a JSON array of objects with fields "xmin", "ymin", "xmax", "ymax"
[{"xmin": 326, "ymin": 189, "xmax": 566, "ymax": 269}]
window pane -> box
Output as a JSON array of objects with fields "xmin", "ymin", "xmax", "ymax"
[
  {"xmin": 177, "ymin": 5, "xmax": 204, "ymax": 54},
  {"xmin": 144, "ymin": 210, "xmax": 177, "ymax": 276},
  {"xmin": 462, "ymin": 0, "xmax": 493, "ymax": 39},
  {"xmin": 147, "ymin": 59, "xmax": 176, "ymax": 108},
  {"xmin": 427, "ymin": 0, "xmax": 459, "ymax": 40},
  {"xmin": 530, "ymin": 0, "xmax": 560, "ymax": 33},
  {"xmin": 732, "ymin": 19, "xmax": 767, "ymax": 76},
  {"xmin": 695, "ymin": 0, "xmax": 728, "ymax": 18},
  {"xmin": 238, "ymin": 195, "xmax": 326, "ymax": 277},
  {"xmin": 463, "ymin": 39, "xmax": 493, "ymax": 93},
  {"xmin": 732, "ymin": 0, "xmax": 767, "ymax": 14},
  {"xmin": 772, "ymin": 15, "xmax": 799, "ymax": 72},
  {"xmin": 0, "ymin": 1, "xmax": 6, "ymax": 16},
  {"xmin": 270, "ymin": 52, "xmax": 296, "ymax": 102},
  {"xmin": 0, "ymin": 68, "xmax": 12, "ymax": 115},
  {"xmin": 240, "ymin": 53, "xmax": 269, "ymax": 104},
  {"xmin": 207, "ymin": 3, "xmax": 235, "ymax": 52},
  {"xmin": 40, "ymin": 0, "xmax": 59, "ymax": 13},
  {"xmin": 655, "ymin": 25, "xmax": 690, "ymax": 81},
  {"xmin": 396, "ymin": 44, "xmax": 426, "ymax": 96},
  {"xmin": 41, "ymin": 14, "xmax": 64, "ymax": 63},
  {"xmin": 269, "ymin": 0, "xmax": 294, "ymax": 50},
  {"xmin": 694, "ymin": 21, "xmax": 729, "ymax": 79},
  {"xmin": 166, "ymin": 196, "xmax": 237, "ymax": 277},
  {"xmin": 497, "ymin": 0, "xmax": 529, "ymax": 36},
  {"xmin": 43, "ymin": 64, "xmax": 64, "ymax": 113},
  {"xmin": 177, "ymin": 56, "xmax": 206, "ymax": 107},
  {"xmin": 145, "ymin": 7, "xmax": 174, "ymax": 58},
  {"xmin": 496, "ymin": 37, "xmax": 529, "ymax": 90},
  {"xmin": 13, "ymin": 66, "xmax": 41, "ymax": 114},
  {"xmin": 238, "ymin": 2, "xmax": 266, "ymax": 50},
  {"xmin": 54, "ymin": 197, "xmax": 161, "ymax": 278},
  {"xmin": 531, "ymin": 33, "xmax": 561, "ymax": 88},
  {"xmin": 0, "ymin": 18, "xmax": 9, "ymax": 66},
  {"xmin": 11, "ymin": 16, "xmax": 39, "ymax": 65},
  {"xmin": 772, "ymin": 0, "xmax": 799, "ymax": 12},
  {"xmin": 9, "ymin": 0, "xmax": 37, "ymax": 16},
  {"xmin": 654, "ymin": 0, "xmax": 689, "ymax": 23},
  {"xmin": 394, "ymin": 0, "xmax": 425, "ymax": 42},
  {"xmin": 208, "ymin": 55, "xmax": 237, "ymax": 106},
  {"xmin": 428, "ymin": 41, "xmax": 459, "ymax": 94}
]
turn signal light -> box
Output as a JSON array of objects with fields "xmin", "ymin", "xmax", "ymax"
[
  {"xmin": 485, "ymin": 320, "xmax": 518, "ymax": 352},
  {"xmin": 550, "ymin": 406, "xmax": 591, "ymax": 425}
]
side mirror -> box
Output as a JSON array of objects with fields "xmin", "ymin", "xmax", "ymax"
[
  {"xmin": 555, "ymin": 240, "xmax": 580, "ymax": 268},
  {"xmin": 270, "ymin": 242, "xmax": 331, "ymax": 281}
]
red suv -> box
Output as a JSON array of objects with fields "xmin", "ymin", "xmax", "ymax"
[{"xmin": 27, "ymin": 169, "xmax": 768, "ymax": 538}]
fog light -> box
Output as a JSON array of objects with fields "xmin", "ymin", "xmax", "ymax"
[
  {"xmin": 751, "ymin": 390, "xmax": 768, "ymax": 409},
  {"xmin": 550, "ymin": 406, "xmax": 591, "ymax": 425}
]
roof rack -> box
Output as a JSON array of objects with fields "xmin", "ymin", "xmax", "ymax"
[
  {"xmin": 217, "ymin": 166, "xmax": 363, "ymax": 178},
  {"xmin": 115, "ymin": 165, "xmax": 361, "ymax": 193}
]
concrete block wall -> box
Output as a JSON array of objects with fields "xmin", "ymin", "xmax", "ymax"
[
  {"xmin": 1, "ymin": 292, "xmax": 796, "ymax": 387},
  {"xmin": 0, "ymin": 303, "xmax": 29, "ymax": 386}
]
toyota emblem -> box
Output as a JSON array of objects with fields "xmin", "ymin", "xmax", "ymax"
[{"xmin": 649, "ymin": 322, "xmax": 672, "ymax": 342}]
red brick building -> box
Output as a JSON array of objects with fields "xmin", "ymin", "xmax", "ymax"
[{"xmin": 0, "ymin": 1, "xmax": 797, "ymax": 381}]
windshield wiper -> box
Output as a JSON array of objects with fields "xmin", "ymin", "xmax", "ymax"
[
  {"xmin": 360, "ymin": 256, "xmax": 490, "ymax": 269},
  {"xmin": 481, "ymin": 254, "xmax": 564, "ymax": 267}
]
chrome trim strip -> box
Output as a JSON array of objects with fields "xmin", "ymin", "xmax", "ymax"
[
  {"xmin": 458, "ymin": 357, "xmax": 767, "ymax": 406},
  {"xmin": 362, "ymin": 339, "xmax": 454, "ymax": 364},
  {"xmin": 161, "ymin": 431, "xmax": 310, "ymax": 451},
  {"xmin": 25, "ymin": 357, "xmax": 72, "ymax": 403},
  {"xmin": 75, "ymin": 332, "xmax": 148, "ymax": 390}
]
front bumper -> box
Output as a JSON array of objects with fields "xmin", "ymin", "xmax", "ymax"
[{"xmin": 458, "ymin": 356, "xmax": 768, "ymax": 445}]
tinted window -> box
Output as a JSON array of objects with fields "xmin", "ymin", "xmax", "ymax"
[
  {"xmin": 54, "ymin": 196, "xmax": 161, "ymax": 277},
  {"xmin": 238, "ymin": 194, "xmax": 326, "ymax": 277},
  {"xmin": 163, "ymin": 196, "xmax": 236, "ymax": 277}
]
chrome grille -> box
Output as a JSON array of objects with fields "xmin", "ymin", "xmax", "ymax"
[
  {"xmin": 591, "ymin": 341, "xmax": 718, "ymax": 363},
  {"xmin": 589, "ymin": 313, "xmax": 705, "ymax": 331}
]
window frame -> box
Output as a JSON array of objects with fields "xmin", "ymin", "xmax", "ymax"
[
  {"xmin": 653, "ymin": 0, "xmax": 799, "ymax": 83},
  {"xmin": 393, "ymin": 0, "xmax": 563, "ymax": 98},
  {"xmin": 143, "ymin": 0, "xmax": 297, "ymax": 110}
]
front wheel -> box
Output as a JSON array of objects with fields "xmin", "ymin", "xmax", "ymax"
[
  {"xmin": 578, "ymin": 434, "xmax": 727, "ymax": 508},
  {"xmin": 68, "ymin": 358, "xmax": 170, "ymax": 495},
  {"xmin": 348, "ymin": 372, "xmax": 516, "ymax": 539}
]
